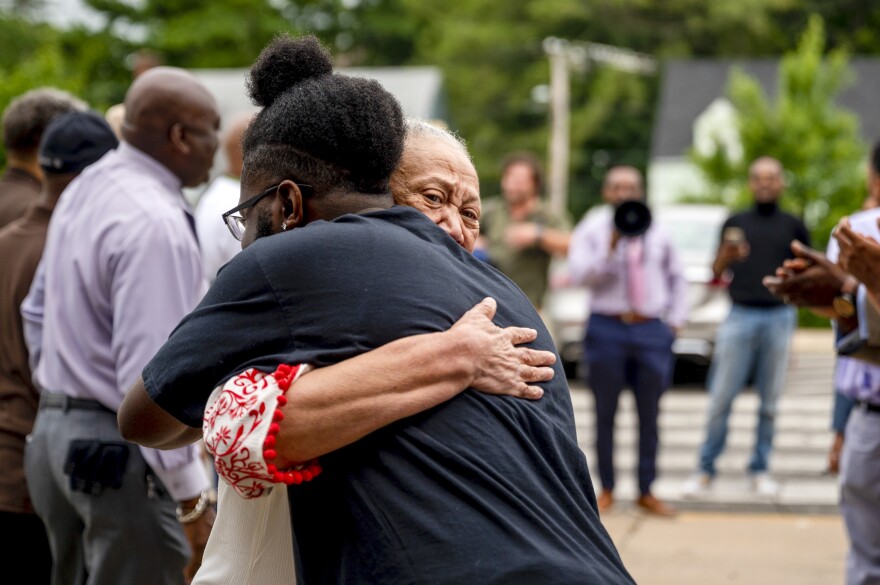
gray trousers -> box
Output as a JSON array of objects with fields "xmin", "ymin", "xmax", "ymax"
[
  {"xmin": 840, "ymin": 407, "xmax": 880, "ymax": 585},
  {"xmin": 24, "ymin": 403, "xmax": 189, "ymax": 585}
]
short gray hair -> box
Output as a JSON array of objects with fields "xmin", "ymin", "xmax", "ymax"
[
  {"xmin": 404, "ymin": 118, "xmax": 472, "ymax": 163},
  {"xmin": 3, "ymin": 87, "xmax": 87, "ymax": 153}
]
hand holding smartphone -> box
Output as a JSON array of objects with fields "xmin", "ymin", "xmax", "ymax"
[
  {"xmin": 721, "ymin": 227, "xmax": 749, "ymax": 261},
  {"xmin": 722, "ymin": 227, "xmax": 746, "ymax": 245}
]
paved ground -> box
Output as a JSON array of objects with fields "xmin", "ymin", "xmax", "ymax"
[
  {"xmin": 570, "ymin": 328, "xmax": 850, "ymax": 584},
  {"xmin": 601, "ymin": 511, "xmax": 847, "ymax": 585}
]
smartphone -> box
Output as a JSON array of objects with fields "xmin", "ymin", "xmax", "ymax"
[{"xmin": 723, "ymin": 227, "xmax": 746, "ymax": 245}]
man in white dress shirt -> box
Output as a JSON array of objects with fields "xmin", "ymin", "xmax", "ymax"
[{"xmin": 194, "ymin": 111, "xmax": 255, "ymax": 283}]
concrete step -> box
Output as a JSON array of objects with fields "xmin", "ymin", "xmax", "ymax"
[
  {"xmin": 570, "ymin": 390, "xmax": 836, "ymax": 415},
  {"xmin": 575, "ymin": 426, "xmax": 835, "ymax": 453},
  {"xmin": 582, "ymin": 449, "xmax": 832, "ymax": 480},
  {"xmin": 593, "ymin": 474, "xmax": 840, "ymax": 515},
  {"xmin": 568, "ymin": 362, "xmax": 842, "ymax": 514},
  {"xmin": 576, "ymin": 411, "xmax": 835, "ymax": 433}
]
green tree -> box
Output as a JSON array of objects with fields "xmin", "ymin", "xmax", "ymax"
[
  {"xmin": 86, "ymin": 0, "xmax": 294, "ymax": 68},
  {"xmin": 690, "ymin": 15, "xmax": 866, "ymax": 249},
  {"xmin": 393, "ymin": 0, "xmax": 818, "ymax": 221},
  {"xmin": 0, "ymin": 8, "xmax": 135, "ymax": 167},
  {"xmin": 9, "ymin": 0, "xmax": 880, "ymax": 226},
  {"xmin": 0, "ymin": 16, "xmax": 81, "ymax": 169},
  {"xmin": 775, "ymin": 0, "xmax": 880, "ymax": 54},
  {"xmin": 398, "ymin": 0, "xmax": 663, "ymax": 220}
]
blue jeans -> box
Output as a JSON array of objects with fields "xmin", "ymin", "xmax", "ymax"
[{"xmin": 698, "ymin": 304, "xmax": 797, "ymax": 476}]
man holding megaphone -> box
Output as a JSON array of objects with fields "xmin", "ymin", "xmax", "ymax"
[{"xmin": 568, "ymin": 165, "xmax": 688, "ymax": 517}]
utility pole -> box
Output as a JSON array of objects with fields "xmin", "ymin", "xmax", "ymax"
[
  {"xmin": 544, "ymin": 38, "xmax": 575, "ymax": 218},
  {"xmin": 542, "ymin": 37, "xmax": 657, "ymax": 216}
]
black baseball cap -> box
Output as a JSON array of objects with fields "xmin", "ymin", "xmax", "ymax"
[{"xmin": 38, "ymin": 110, "xmax": 119, "ymax": 174}]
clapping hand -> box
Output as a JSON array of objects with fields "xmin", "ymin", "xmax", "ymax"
[
  {"xmin": 834, "ymin": 218, "xmax": 880, "ymax": 296},
  {"xmin": 762, "ymin": 240, "xmax": 846, "ymax": 308}
]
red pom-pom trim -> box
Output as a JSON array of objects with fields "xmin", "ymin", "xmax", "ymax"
[{"xmin": 260, "ymin": 364, "xmax": 323, "ymax": 486}]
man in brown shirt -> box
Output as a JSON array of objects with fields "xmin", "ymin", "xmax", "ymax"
[
  {"xmin": 0, "ymin": 87, "xmax": 86, "ymax": 229},
  {"xmin": 476, "ymin": 152, "xmax": 571, "ymax": 310},
  {"xmin": 0, "ymin": 110, "xmax": 117, "ymax": 581}
]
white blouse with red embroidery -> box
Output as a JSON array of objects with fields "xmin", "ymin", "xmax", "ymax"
[
  {"xmin": 202, "ymin": 363, "xmax": 321, "ymax": 499},
  {"xmin": 195, "ymin": 365, "xmax": 319, "ymax": 584}
]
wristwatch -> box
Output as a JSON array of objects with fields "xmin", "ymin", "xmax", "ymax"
[
  {"xmin": 176, "ymin": 488, "xmax": 217, "ymax": 523},
  {"xmin": 534, "ymin": 223, "xmax": 545, "ymax": 247},
  {"xmin": 833, "ymin": 276, "xmax": 859, "ymax": 319}
]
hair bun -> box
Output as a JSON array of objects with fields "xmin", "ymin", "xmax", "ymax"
[{"xmin": 247, "ymin": 33, "xmax": 333, "ymax": 108}]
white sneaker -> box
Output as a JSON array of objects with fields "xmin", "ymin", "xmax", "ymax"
[
  {"xmin": 681, "ymin": 472, "xmax": 712, "ymax": 499},
  {"xmin": 751, "ymin": 473, "xmax": 779, "ymax": 497}
]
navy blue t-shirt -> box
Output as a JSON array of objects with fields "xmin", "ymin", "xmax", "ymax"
[{"xmin": 143, "ymin": 206, "xmax": 634, "ymax": 585}]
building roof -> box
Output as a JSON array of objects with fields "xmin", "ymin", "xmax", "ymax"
[
  {"xmin": 343, "ymin": 66, "xmax": 447, "ymax": 123},
  {"xmin": 651, "ymin": 58, "xmax": 880, "ymax": 159},
  {"xmin": 190, "ymin": 65, "xmax": 447, "ymax": 128}
]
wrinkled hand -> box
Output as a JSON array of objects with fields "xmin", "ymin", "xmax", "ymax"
[
  {"xmin": 762, "ymin": 241, "xmax": 846, "ymax": 307},
  {"xmin": 835, "ymin": 219, "xmax": 880, "ymax": 295},
  {"xmin": 505, "ymin": 222, "xmax": 540, "ymax": 250},
  {"xmin": 451, "ymin": 298, "xmax": 555, "ymax": 400},
  {"xmin": 181, "ymin": 505, "xmax": 215, "ymax": 583}
]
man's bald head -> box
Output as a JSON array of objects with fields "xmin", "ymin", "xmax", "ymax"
[
  {"xmin": 748, "ymin": 156, "xmax": 785, "ymax": 204},
  {"xmin": 602, "ymin": 165, "xmax": 644, "ymax": 206},
  {"xmin": 122, "ymin": 67, "xmax": 220, "ymax": 187},
  {"xmin": 749, "ymin": 156, "xmax": 783, "ymax": 178},
  {"xmin": 223, "ymin": 111, "xmax": 256, "ymax": 179}
]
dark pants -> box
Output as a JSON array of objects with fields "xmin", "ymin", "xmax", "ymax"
[
  {"xmin": 24, "ymin": 399, "xmax": 189, "ymax": 585},
  {"xmin": 584, "ymin": 314, "xmax": 675, "ymax": 495},
  {"xmin": 0, "ymin": 511, "xmax": 52, "ymax": 583}
]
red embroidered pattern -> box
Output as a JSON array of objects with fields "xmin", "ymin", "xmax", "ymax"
[{"xmin": 203, "ymin": 364, "xmax": 321, "ymax": 499}]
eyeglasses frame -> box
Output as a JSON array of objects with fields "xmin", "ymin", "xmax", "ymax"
[{"xmin": 221, "ymin": 181, "xmax": 314, "ymax": 241}]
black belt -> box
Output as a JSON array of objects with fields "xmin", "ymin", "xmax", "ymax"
[
  {"xmin": 856, "ymin": 400, "xmax": 880, "ymax": 415},
  {"xmin": 40, "ymin": 393, "xmax": 114, "ymax": 414}
]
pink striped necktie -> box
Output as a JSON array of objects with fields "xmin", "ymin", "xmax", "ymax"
[{"xmin": 627, "ymin": 237, "xmax": 646, "ymax": 314}]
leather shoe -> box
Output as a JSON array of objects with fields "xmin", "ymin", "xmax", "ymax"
[
  {"xmin": 597, "ymin": 490, "xmax": 614, "ymax": 513},
  {"xmin": 636, "ymin": 493, "xmax": 677, "ymax": 518}
]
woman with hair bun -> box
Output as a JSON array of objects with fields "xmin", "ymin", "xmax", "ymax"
[
  {"xmin": 120, "ymin": 34, "xmax": 634, "ymax": 585},
  {"xmin": 191, "ymin": 116, "xmax": 511, "ymax": 585}
]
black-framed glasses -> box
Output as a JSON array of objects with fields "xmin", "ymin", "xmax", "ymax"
[{"xmin": 222, "ymin": 182, "xmax": 313, "ymax": 241}]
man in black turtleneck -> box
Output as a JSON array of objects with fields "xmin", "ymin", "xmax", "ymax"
[{"xmin": 682, "ymin": 156, "xmax": 810, "ymax": 499}]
